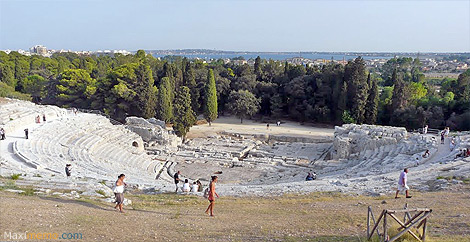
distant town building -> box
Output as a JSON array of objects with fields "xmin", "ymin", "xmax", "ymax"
[{"xmin": 30, "ymin": 45, "xmax": 47, "ymax": 56}]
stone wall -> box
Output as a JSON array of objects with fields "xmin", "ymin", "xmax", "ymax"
[
  {"xmin": 125, "ymin": 117, "xmax": 181, "ymax": 152},
  {"xmin": 332, "ymin": 124, "xmax": 407, "ymax": 159}
]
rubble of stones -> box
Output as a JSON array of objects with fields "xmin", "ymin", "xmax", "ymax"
[{"xmin": 167, "ymin": 134, "xmax": 331, "ymax": 169}]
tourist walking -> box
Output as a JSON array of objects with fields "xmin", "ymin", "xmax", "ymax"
[
  {"xmin": 423, "ymin": 125, "xmax": 428, "ymax": 134},
  {"xmin": 0, "ymin": 127, "xmax": 5, "ymax": 140},
  {"xmin": 24, "ymin": 128, "xmax": 29, "ymax": 139},
  {"xmin": 65, "ymin": 164, "xmax": 72, "ymax": 178},
  {"xmin": 42, "ymin": 114, "xmax": 46, "ymax": 122},
  {"xmin": 205, "ymin": 176, "xmax": 219, "ymax": 217},
  {"xmin": 444, "ymin": 127, "xmax": 450, "ymax": 137},
  {"xmin": 450, "ymin": 138, "xmax": 456, "ymax": 151},
  {"xmin": 440, "ymin": 130, "xmax": 445, "ymax": 144},
  {"xmin": 174, "ymin": 171, "xmax": 181, "ymax": 193},
  {"xmin": 277, "ymin": 120, "xmax": 281, "ymax": 126},
  {"xmin": 395, "ymin": 168, "xmax": 411, "ymax": 199},
  {"xmin": 113, "ymin": 174, "xmax": 127, "ymax": 213},
  {"xmin": 266, "ymin": 123, "xmax": 270, "ymax": 130}
]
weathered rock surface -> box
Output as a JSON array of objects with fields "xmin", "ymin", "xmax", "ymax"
[{"xmin": 125, "ymin": 117, "xmax": 181, "ymax": 151}]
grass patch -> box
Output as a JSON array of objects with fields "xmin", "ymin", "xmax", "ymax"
[
  {"xmin": 0, "ymin": 180, "xmax": 18, "ymax": 190},
  {"xmin": 98, "ymin": 180, "xmax": 106, "ymax": 185},
  {"xmin": 130, "ymin": 193, "xmax": 204, "ymax": 210},
  {"xmin": 95, "ymin": 190, "xmax": 106, "ymax": 197},
  {"xmin": 10, "ymin": 173, "xmax": 22, "ymax": 180},
  {"xmin": 437, "ymin": 175, "xmax": 470, "ymax": 183},
  {"xmin": 20, "ymin": 187, "xmax": 36, "ymax": 196}
]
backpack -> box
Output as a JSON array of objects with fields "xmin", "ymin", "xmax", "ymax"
[{"xmin": 203, "ymin": 187, "xmax": 209, "ymax": 198}]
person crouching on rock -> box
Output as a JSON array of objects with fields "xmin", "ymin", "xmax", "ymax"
[
  {"xmin": 114, "ymin": 174, "xmax": 127, "ymax": 213},
  {"xmin": 306, "ymin": 172, "xmax": 316, "ymax": 181}
]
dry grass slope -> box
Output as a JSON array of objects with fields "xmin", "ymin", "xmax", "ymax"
[{"xmin": 1, "ymin": 184, "xmax": 469, "ymax": 241}]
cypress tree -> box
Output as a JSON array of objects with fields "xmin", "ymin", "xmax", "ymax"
[
  {"xmin": 135, "ymin": 63, "xmax": 157, "ymax": 119},
  {"xmin": 173, "ymin": 86, "xmax": 196, "ymax": 141},
  {"xmin": 344, "ymin": 57, "xmax": 369, "ymax": 123},
  {"xmin": 364, "ymin": 73, "xmax": 379, "ymax": 124},
  {"xmin": 254, "ymin": 56, "xmax": 262, "ymax": 80},
  {"xmin": 157, "ymin": 77, "xmax": 173, "ymax": 123},
  {"xmin": 204, "ymin": 69, "xmax": 218, "ymax": 125},
  {"xmin": 183, "ymin": 60, "xmax": 200, "ymax": 113},
  {"xmin": 391, "ymin": 69, "xmax": 406, "ymax": 111}
]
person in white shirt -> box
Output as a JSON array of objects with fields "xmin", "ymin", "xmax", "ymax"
[
  {"xmin": 191, "ymin": 182, "xmax": 199, "ymax": 193},
  {"xmin": 395, "ymin": 168, "xmax": 411, "ymax": 199},
  {"xmin": 182, "ymin": 179, "xmax": 191, "ymax": 192}
]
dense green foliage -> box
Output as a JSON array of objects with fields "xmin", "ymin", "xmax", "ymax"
[
  {"xmin": 227, "ymin": 90, "xmax": 260, "ymax": 123},
  {"xmin": 0, "ymin": 50, "xmax": 469, "ymax": 131},
  {"xmin": 173, "ymin": 86, "xmax": 196, "ymax": 140},
  {"xmin": 204, "ymin": 69, "xmax": 218, "ymax": 125}
]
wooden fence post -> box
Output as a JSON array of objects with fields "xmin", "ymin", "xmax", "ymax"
[
  {"xmin": 367, "ymin": 206, "xmax": 371, "ymax": 238},
  {"xmin": 383, "ymin": 211, "xmax": 388, "ymax": 242}
]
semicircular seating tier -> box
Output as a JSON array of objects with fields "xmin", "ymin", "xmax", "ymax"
[{"xmin": 11, "ymin": 112, "xmax": 164, "ymax": 184}]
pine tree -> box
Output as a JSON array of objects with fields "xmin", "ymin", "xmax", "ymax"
[
  {"xmin": 227, "ymin": 90, "xmax": 260, "ymax": 123},
  {"xmin": 204, "ymin": 69, "xmax": 218, "ymax": 125},
  {"xmin": 364, "ymin": 73, "xmax": 379, "ymax": 124},
  {"xmin": 173, "ymin": 86, "xmax": 196, "ymax": 141},
  {"xmin": 157, "ymin": 77, "xmax": 173, "ymax": 123}
]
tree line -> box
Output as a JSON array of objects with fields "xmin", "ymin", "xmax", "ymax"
[{"xmin": 1, "ymin": 50, "xmax": 469, "ymax": 140}]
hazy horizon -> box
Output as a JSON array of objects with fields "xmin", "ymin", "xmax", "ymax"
[{"xmin": 1, "ymin": 0, "xmax": 469, "ymax": 52}]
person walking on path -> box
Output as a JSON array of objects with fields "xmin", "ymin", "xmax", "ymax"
[
  {"xmin": 395, "ymin": 168, "xmax": 412, "ymax": 199},
  {"xmin": 423, "ymin": 125, "xmax": 428, "ymax": 134},
  {"xmin": 174, "ymin": 171, "xmax": 181, "ymax": 193},
  {"xmin": 24, "ymin": 128, "xmax": 29, "ymax": 139},
  {"xmin": 113, "ymin": 174, "xmax": 127, "ymax": 213},
  {"xmin": 42, "ymin": 114, "xmax": 46, "ymax": 122},
  {"xmin": 65, "ymin": 164, "xmax": 72, "ymax": 178},
  {"xmin": 205, "ymin": 176, "xmax": 219, "ymax": 217},
  {"xmin": 0, "ymin": 127, "xmax": 5, "ymax": 140},
  {"xmin": 444, "ymin": 127, "xmax": 450, "ymax": 138}
]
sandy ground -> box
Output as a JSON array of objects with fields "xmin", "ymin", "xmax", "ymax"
[
  {"xmin": 187, "ymin": 116, "xmax": 334, "ymax": 139},
  {"xmin": 1, "ymin": 186, "xmax": 469, "ymax": 242}
]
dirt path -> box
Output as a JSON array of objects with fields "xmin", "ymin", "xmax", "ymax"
[{"xmin": 187, "ymin": 116, "xmax": 334, "ymax": 139}]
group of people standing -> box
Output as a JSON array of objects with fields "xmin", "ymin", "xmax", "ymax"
[
  {"xmin": 110, "ymin": 172, "xmax": 220, "ymax": 216},
  {"xmin": 440, "ymin": 127, "xmax": 450, "ymax": 144},
  {"xmin": 35, "ymin": 114, "xmax": 46, "ymax": 123},
  {"xmin": 174, "ymin": 171, "xmax": 203, "ymax": 193}
]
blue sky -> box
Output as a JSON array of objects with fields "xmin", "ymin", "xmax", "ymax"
[{"xmin": 1, "ymin": 0, "xmax": 469, "ymax": 52}]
